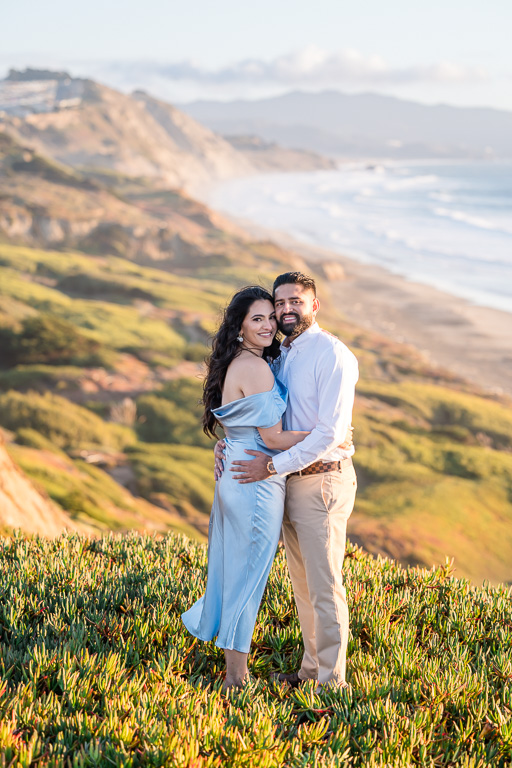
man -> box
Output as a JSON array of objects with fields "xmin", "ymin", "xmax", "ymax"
[{"xmin": 223, "ymin": 271, "xmax": 359, "ymax": 690}]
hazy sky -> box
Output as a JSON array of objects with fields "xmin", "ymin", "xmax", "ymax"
[{"xmin": 2, "ymin": 0, "xmax": 510, "ymax": 109}]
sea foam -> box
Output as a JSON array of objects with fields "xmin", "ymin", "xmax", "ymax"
[{"xmin": 207, "ymin": 161, "xmax": 512, "ymax": 314}]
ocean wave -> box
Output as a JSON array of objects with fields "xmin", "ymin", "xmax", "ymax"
[
  {"xmin": 318, "ymin": 202, "xmax": 347, "ymax": 218},
  {"xmin": 271, "ymin": 193, "xmax": 294, "ymax": 205},
  {"xmin": 434, "ymin": 207, "xmax": 512, "ymax": 235},
  {"xmin": 207, "ymin": 161, "xmax": 512, "ymax": 313},
  {"xmin": 383, "ymin": 174, "xmax": 440, "ymax": 191},
  {"xmin": 364, "ymin": 223, "xmax": 422, "ymax": 252},
  {"xmin": 429, "ymin": 192, "xmax": 454, "ymax": 203},
  {"xmin": 362, "ymin": 220, "xmax": 512, "ymax": 265}
]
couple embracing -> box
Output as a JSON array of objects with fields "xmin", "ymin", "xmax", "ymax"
[{"xmin": 182, "ymin": 271, "xmax": 358, "ymax": 692}]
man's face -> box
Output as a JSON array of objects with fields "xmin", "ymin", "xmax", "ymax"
[{"xmin": 274, "ymin": 283, "xmax": 320, "ymax": 338}]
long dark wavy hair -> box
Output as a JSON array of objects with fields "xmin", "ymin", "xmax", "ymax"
[{"xmin": 202, "ymin": 286, "xmax": 281, "ymax": 438}]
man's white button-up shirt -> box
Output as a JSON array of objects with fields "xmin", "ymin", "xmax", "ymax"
[{"xmin": 271, "ymin": 322, "xmax": 358, "ymax": 477}]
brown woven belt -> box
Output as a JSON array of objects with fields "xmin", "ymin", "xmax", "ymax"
[{"xmin": 289, "ymin": 457, "xmax": 353, "ymax": 477}]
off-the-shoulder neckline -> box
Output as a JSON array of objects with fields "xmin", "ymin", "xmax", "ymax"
[{"xmin": 212, "ymin": 379, "xmax": 281, "ymax": 414}]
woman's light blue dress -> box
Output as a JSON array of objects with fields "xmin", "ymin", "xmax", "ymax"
[{"xmin": 182, "ymin": 378, "xmax": 287, "ymax": 653}]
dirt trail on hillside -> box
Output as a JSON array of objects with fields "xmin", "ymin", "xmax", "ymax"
[{"xmin": 66, "ymin": 358, "xmax": 203, "ymax": 404}]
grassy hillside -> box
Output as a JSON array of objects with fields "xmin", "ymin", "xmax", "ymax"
[
  {"xmin": 0, "ymin": 532, "xmax": 510, "ymax": 766},
  {"xmin": 0, "ymin": 232, "xmax": 287, "ymax": 538},
  {"xmin": 0, "ymin": 127, "xmax": 511, "ymax": 581},
  {"xmin": 0, "ymin": 235, "xmax": 512, "ymax": 581},
  {"xmin": 350, "ymin": 381, "xmax": 512, "ymax": 584}
]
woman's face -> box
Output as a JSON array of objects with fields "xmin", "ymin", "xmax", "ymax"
[{"xmin": 240, "ymin": 299, "xmax": 277, "ymax": 350}]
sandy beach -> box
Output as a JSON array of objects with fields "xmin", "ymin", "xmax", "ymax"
[
  {"xmin": 230, "ymin": 216, "xmax": 512, "ymax": 398},
  {"xmin": 326, "ymin": 255, "xmax": 512, "ymax": 397}
]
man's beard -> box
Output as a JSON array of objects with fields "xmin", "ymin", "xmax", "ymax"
[{"xmin": 277, "ymin": 311, "xmax": 314, "ymax": 337}]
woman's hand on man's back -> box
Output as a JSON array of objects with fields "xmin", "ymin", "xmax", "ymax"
[{"xmin": 214, "ymin": 439, "xmax": 226, "ymax": 480}]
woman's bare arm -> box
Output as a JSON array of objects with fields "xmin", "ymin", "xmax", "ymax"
[
  {"xmin": 257, "ymin": 422, "xmax": 310, "ymax": 450},
  {"xmin": 259, "ymin": 422, "xmax": 353, "ymax": 452}
]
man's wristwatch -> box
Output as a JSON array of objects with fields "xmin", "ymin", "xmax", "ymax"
[{"xmin": 266, "ymin": 460, "xmax": 277, "ymax": 476}]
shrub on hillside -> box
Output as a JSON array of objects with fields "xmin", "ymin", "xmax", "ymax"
[
  {"xmin": 183, "ymin": 342, "xmax": 207, "ymax": 362},
  {"xmin": 159, "ymin": 377, "xmax": 204, "ymax": 412},
  {"xmin": 136, "ymin": 394, "xmax": 211, "ymax": 448},
  {"xmin": 127, "ymin": 443, "xmax": 215, "ymax": 515},
  {"xmin": 358, "ymin": 380, "xmax": 512, "ymax": 450},
  {"xmin": 0, "ymin": 364, "xmax": 83, "ymax": 392},
  {"xmin": 0, "ymin": 315, "xmax": 113, "ymax": 367},
  {"xmin": 135, "ymin": 378, "xmax": 212, "ymax": 447},
  {"xmin": 57, "ymin": 273, "xmax": 155, "ymax": 301},
  {"xmin": 15, "ymin": 427, "xmax": 67, "ymax": 455},
  {"xmin": 0, "ymin": 390, "xmax": 134, "ymax": 452}
]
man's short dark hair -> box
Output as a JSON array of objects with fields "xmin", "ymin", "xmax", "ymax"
[{"xmin": 273, "ymin": 272, "xmax": 317, "ymax": 297}]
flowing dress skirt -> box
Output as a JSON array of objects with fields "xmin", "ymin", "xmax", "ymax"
[{"xmin": 182, "ymin": 439, "xmax": 286, "ymax": 653}]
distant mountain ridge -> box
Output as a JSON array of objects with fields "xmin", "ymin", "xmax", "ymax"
[{"xmin": 179, "ymin": 90, "xmax": 512, "ymax": 159}]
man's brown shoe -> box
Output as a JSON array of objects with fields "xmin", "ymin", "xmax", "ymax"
[{"xmin": 270, "ymin": 671, "xmax": 303, "ymax": 688}]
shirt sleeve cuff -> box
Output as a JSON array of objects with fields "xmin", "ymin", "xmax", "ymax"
[{"xmin": 272, "ymin": 452, "xmax": 294, "ymax": 476}]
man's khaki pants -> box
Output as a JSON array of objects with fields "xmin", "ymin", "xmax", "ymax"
[{"xmin": 282, "ymin": 461, "xmax": 357, "ymax": 686}]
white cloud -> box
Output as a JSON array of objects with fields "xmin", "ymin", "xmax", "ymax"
[
  {"xmin": 152, "ymin": 46, "xmax": 488, "ymax": 87},
  {"xmin": 0, "ymin": 48, "xmax": 497, "ymax": 108}
]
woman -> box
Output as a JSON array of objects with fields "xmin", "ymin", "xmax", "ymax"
[{"xmin": 181, "ymin": 285, "xmax": 309, "ymax": 690}]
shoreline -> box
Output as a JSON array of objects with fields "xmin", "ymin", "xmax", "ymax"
[{"xmin": 222, "ymin": 212, "xmax": 512, "ymax": 397}]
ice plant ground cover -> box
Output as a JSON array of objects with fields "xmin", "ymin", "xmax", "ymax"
[{"xmin": 0, "ymin": 533, "xmax": 511, "ymax": 767}]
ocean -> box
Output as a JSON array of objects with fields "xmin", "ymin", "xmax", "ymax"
[{"xmin": 207, "ymin": 161, "xmax": 512, "ymax": 314}]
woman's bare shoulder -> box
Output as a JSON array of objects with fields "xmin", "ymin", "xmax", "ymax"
[
  {"xmin": 227, "ymin": 354, "xmax": 274, "ymax": 395},
  {"xmin": 229, "ymin": 353, "xmax": 271, "ymax": 372}
]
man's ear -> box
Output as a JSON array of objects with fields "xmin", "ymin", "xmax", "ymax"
[{"xmin": 313, "ymin": 297, "xmax": 320, "ymax": 315}]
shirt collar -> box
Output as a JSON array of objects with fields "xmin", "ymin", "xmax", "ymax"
[{"xmin": 280, "ymin": 321, "xmax": 321, "ymax": 351}]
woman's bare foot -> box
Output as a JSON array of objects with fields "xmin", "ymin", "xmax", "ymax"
[
  {"xmin": 222, "ymin": 649, "xmax": 249, "ymax": 692},
  {"xmin": 222, "ymin": 673, "xmax": 250, "ymax": 692}
]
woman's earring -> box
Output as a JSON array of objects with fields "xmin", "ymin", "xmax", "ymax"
[{"xmin": 237, "ymin": 334, "xmax": 243, "ymax": 342}]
